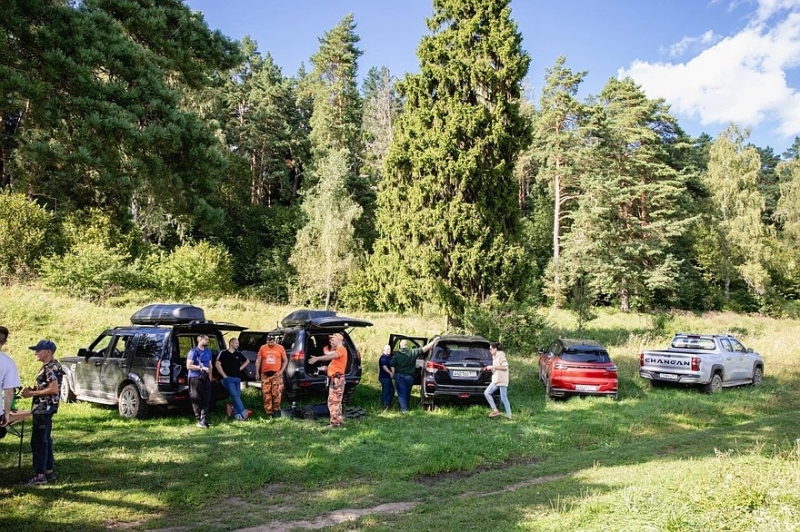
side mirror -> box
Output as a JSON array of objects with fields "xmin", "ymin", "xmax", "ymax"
[
  {"xmin": 78, "ymin": 347, "xmax": 90, "ymax": 358},
  {"xmin": 746, "ymin": 347, "xmax": 753, "ymax": 353}
]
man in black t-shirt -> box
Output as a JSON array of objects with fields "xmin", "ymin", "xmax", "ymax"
[{"xmin": 215, "ymin": 338, "xmax": 250, "ymax": 420}]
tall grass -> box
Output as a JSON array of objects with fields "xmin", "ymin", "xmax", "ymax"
[{"xmin": 1, "ymin": 285, "xmax": 799, "ymax": 531}]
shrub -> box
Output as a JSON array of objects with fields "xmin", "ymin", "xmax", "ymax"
[
  {"xmin": 462, "ymin": 296, "xmax": 548, "ymax": 356},
  {"xmin": 148, "ymin": 241, "xmax": 233, "ymax": 299},
  {"xmin": 0, "ymin": 192, "xmax": 52, "ymax": 281},
  {"xmin": 41, "ymin": 242, "xmax": 135, "ymax": 300}
]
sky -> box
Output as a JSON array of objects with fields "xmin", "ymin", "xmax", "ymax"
[{"xmin": 184, "ymin": 0, "xmax": 800, "ymax": 155}]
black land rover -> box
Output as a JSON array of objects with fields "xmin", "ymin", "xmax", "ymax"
[
  {"xmin": 238, "ymin": 309, "xmax": 371, "ymax": 404},
  {"xmin": 59, "ymin": 304, "xmax": 245, "ymax": 419}
]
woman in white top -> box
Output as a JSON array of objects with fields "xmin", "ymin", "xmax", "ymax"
[{"xmin": 485, "ymin": 342, "xmax": 511, "ymax": 418}]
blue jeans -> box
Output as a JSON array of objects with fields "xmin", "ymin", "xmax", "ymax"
[
  {"xmin": 485, "ymin": 383, "xmax": 511, "ymax": 417},
  {"xmin": 394, "ymin": 373, "xmax": 414, "ymax": 412},
  {"xmin": 31, "ymin": 413, "xmax": 55, "ymax": 474},
  {"xmin": 379, "ymin": 376, "xmax": 395, "ymax": 408},
  {"xmin": 221, "ymin": 377, "xmax": 245, "ymax": 417}
]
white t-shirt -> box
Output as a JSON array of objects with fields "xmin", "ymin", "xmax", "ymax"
[{"xmin": 0, "ymin": 351, "xmax": 22, "ymax": 415}]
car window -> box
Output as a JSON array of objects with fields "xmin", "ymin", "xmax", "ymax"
[
  {"xmin": 281, "ymin": 331, "xmax": 297, "ymax": 352},
  {"xmin": 561, "ymin": 349, "xmax": 610, "ymax": 363},
  {"xmin": 178, "ymin": 335, "xmax": 195, "ymax": 357},
  {"xmin": 671, "ymin": 336, "xmax": 716, "ymax": 350},
  {"xmin": 730, "ymin": 339, "xmax": 746, "ymax": 353},
  {"xmin": 135, "ymin": 333, "xmax": 164, "ymax": 359},
  {"xmin": 239, "ymin": 332, "xmax": 267, "ymax": 352},
  {"xmin": 90, "ymin": 334, "xmax": 114, "ymax": 357},
  {"xmin": 111, "ymin": 335, "xmax": 133, "ymax": 358},
  {"xmin": 435, "ymin": 344, "xmax": 490, "ymax": 363},
  {"xmin": 720, "ymin": 338, "xmax": 733, "ymax": 352}
]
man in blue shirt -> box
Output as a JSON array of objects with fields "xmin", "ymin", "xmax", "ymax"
[{"xmin": 187, "ymin": 334, "xmax": 213, "ymax": 428}]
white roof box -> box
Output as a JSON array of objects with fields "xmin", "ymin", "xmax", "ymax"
[{"xmin": 131, "ymin": 304, "xmax": 205, "ymax": 325}]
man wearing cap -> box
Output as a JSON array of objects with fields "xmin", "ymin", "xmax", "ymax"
[
  {"xmin": 309, "ymin": 333, "xmax": 347, "ymax": 428},
  {"xmin": 392, "ymin": 338, "xmax": 437, "ymax": 413},
  {"xmin": 0, "ymin": 326, "xmax": 22, "ymax": 428},
  {"xmin": 255, "ymin": 333, "xmax": 287, "ymax": 418},
  {"xmin": 21, "ymin": 339, "xmax": 63, "ymax": 485}
]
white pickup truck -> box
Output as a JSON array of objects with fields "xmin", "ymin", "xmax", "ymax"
[{"xmin": 639, "ymin": 333, "xmax": 764, "ymax": 393}]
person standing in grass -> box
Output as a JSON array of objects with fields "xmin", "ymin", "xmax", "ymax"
[
  {"xmin": 187, "ymin": 334, "xmax": 213, "ymax": 428},
  {"xmin": 215, "ymin": 337, "xmax": 250, "ymax": 421},
  {"xmin": 255, "ymin": 333, "xmax": 287, "ymax": 418},
  {"xmin": 21, "ymin": 339, "xmax": 63, "ymax": 485},
  {"xmin": 391, "ymin": 338, "xmax": 437, "ymax": 413},
  {"xmin": 309, "ymin": 333, "xmax": 347, "ymax": 429},
  {"xmin": 378, "ymin": 345, "xmax": 395, "ymax": 409},
  {"xmin": 485, "ymin": 342, "xmax": 511, "ymax": 419},
  {"xmin": 0, "ymin": 326, "xmax": 21, "ymax": 428}
]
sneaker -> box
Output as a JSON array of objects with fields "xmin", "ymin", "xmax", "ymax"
[
  {"xmin": 488, "ymin": 410, "xmax": 501, "ymax": 417},
  {"xmin": 196, "ymin": 422, "xmax": 210, "ymax": 428},
  {"xmin": 322, "ymin": 424, "xmax": 341, "ymax": 430},
  {"xmin": 505, "ymin": 415, "xmax": 512, "ymax": 419},
  {"xmin": 45, "ymin": 471, "xmax": 56, "ymax": 481},
  {"xmin": 22, "ymin": 475, "xmax": 47, "ymax": 486}
]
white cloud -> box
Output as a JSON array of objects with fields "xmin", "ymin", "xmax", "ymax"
[
  {"xmin": 661, "ymin": 30, "xmax": 721, "ymax": 57},
  {"xmin": 619, "ymin": 1, "xmax": 800, "ymax": 142}
]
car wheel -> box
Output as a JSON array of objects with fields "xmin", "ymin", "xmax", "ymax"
[
  {"xmin": 118, "ymin": 384, "xmax": 149, "ymax": 419},
  {"xmin": 545, "ymin": 377, "xmax": 553, "ymax": 400},
  {"xmin": 701, "ymin": 372, "xmax": 723, "ymax": 394},
  {"xmin": 60, "ymin": 376, "xmax": 76, "ymax": 403},
  {"xmin": 751, "ymin": 366, "xmax": 763, "ymax": 386},
  {"xmin": 538, "ymin": 367, "xmax": 544, "ymax": 383},
  {"xmin": 613, "ymin": 389, "xmax": 620, "ymax": 401}
]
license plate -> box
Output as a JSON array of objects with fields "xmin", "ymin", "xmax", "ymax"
[
  {"xmin": 451, "ymin": 370, "xmax": 477, "ymax": 378},
  {"xmin": 574, "ymin": 384, "xmax": 598, "ymax": 392},
  {"xmin": 659, "ymin": 373, "xmax": 679, "ymax": 380}
]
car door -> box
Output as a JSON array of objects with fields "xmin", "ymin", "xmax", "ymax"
[
  {"xmin": 388, "ymin": 334, "xmax": 428, "ymax": 385},
  {"xmin": 542, "ymin": 341, "xmax": 560, "ymax": 383},
  {"xmin": 718, "ymin": 337, "xmax": 739, "ymax": 381},
  {"xmin": 100, "ymin": 334, "xmax": 135, "ymax": 399},
  {"xmin": 728, "ymin": 338, "xmax": 749, "ymax": 380},
  {"xmin": 75, "ymin": 333, "xmax": 114, "ymax": 398}
]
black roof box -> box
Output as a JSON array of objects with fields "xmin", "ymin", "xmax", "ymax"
[
  {"xmin": 281, "ymin": 309, "xmax": 337, "ymax": 327},
  {"xmin": 131, "ymin": 304, "xmax": 205, "ymax": 325}
]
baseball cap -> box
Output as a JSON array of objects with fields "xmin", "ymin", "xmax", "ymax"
[
  {"xmin": 266, "ymin": 333, "xmax": 276, "ymax": 341},
  {"xmin": 29, "ymin": 339, "xmax": 57, "ymax": 352}
]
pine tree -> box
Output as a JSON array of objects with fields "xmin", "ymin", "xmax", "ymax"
[
  {"xmin": 563, "ymin": 78, "xmax": 690, "ymax": 312},
  {"xmin": 529, "ymin": 56, "xmax": 587, "ymax": 303},
  {"xmin": 367, "ymin": 0, "xmax": 532, "ymax": 318}
]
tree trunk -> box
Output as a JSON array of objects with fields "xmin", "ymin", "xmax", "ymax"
[{"xmin": 620, "ymin": 280, "xmax": 630, "ymax": 313}]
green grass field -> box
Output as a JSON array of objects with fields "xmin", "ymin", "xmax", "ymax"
[{"xmin": 1, "ymin": 285, "xmax": 799, "ymax": 531}]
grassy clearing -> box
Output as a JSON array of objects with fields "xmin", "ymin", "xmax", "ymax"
[{"xmin": 1, "ymin": 285, "xmax": 799, "ymax": 531}]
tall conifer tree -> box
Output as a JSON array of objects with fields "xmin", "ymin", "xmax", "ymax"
[{"xmin": 368, "ymin": 0, "xmax": 532, "ymax": 317}]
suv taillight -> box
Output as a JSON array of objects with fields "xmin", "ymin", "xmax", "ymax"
[
  {"xmin": 291, "ymin": 350, "xmax": 304, "ymax": 362},
  {"xmin": 691, "ymin": 357, "xmax": 700, "ymax": 372},
  {"xmin": 156, "ymin": 360, "xmax": 170, "ymax": 384},
  {"xmin": 426, "ymin": 361, "xmax": 446, "ymax": 373}
]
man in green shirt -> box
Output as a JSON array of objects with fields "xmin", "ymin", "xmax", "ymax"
[{"xmin": 392, "ymin": 338, "xmax": 437, "ymax": 413}]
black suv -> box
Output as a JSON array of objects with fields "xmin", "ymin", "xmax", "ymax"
[
  {"xmin": 238, "ymin": 309, "xmax": 371, "ymax": 404},
  {"xmin": 59, "ymin": 304, "xmax": 244, "ymax": 419},
  {"xmin": 390, "ymin": 334, "xmax": 494, "ymax": 409}
]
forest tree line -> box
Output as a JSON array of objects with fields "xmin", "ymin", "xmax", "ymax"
[{"xmin": 3, "ymin": 0, "xmax": 800, "ymax": 325}]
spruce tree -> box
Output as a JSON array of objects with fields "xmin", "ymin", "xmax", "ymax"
[{"xmin": 367, "ymin": 0, "xmax": 532, "ymax": 317}]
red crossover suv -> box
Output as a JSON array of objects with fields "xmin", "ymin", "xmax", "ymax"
[{"xmin": 539, "ymin": 338, "xmax": 619, "ymax": 400}]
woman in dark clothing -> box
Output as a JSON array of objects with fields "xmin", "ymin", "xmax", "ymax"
[{"xmin": 378, "ymin": 345, "xmax": 395, "ymax": 409}]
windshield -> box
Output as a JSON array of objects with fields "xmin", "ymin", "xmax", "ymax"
[{"xmin": 238, "ymin": 332, "xmax": 268, "ymax": 352}]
